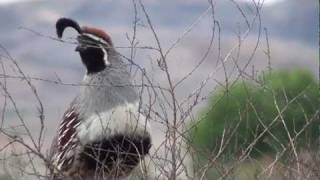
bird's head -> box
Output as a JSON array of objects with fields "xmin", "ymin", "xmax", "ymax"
[{"xmin": 56, "ymin": 18, "xmax": 117, "ymax": 74}]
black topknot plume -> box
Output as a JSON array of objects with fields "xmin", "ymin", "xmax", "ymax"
[{"xmin": 56, "ymin": 18, "xmax": 82, "ymax": 38}]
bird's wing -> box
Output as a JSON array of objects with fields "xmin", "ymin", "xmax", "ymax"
[{"xmin": 53, "ymin": 106, "xmax": 81, "ymax": 171}]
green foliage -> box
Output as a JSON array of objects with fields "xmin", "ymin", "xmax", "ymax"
[
  {"xmin": 0, "ymin": 175, "xmax": 13, "ymax": 180},
  {"xmin": 191, "ymin": 69, "xmax": 319, "ymax": 158}
]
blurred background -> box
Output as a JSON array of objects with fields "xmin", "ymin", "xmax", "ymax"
[{"xmin": 0, "ymin": 0, "xmax": 318, "ymax": 179}]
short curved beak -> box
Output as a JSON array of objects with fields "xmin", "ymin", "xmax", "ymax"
[
  {"xmin": 75, "ymin": 35, "xmax": 89, "ymax": 52},
  {"xmin": 75, "ymin": 45, "xmax": 83, "ymax": 52}
]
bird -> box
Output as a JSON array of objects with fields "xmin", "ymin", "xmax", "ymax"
[{"xmin": 49, "ymin": 18, "xmax": 151, "ymax": 180}]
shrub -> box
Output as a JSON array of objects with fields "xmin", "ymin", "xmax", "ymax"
[{"xmin": 191, "ymin": 69, "xmax": 319, "ymax": 159}]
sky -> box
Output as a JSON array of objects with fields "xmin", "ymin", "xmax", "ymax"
[
  {"xmin": 238, "ymin": 0, "xmax": 284, "ymax": 5},
  {"xmin": 0, "ymin": 0, "xmax": 318, "ymax": 177},
  {"xmin": 0, "ymin": 0, "xmax": 284, "ymax": 5},
  {"xmin": 0, "ymin": 0, "xmax": 29, "ymax": 4}
]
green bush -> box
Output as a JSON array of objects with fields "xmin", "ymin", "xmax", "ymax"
[
  {"xmin": 0, "ymin": 175, "xmax": 13, "ymax": 180},
  {"xmin": 191, "ymin": 69, "xmax": 319, "ymax": 159}
]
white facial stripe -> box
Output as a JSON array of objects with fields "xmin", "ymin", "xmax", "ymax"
[
  {"xmin": 100, "ymin": 44, "xmax": 110, "ymax": 66},
  {"xmin": 83, "ymin": 33, "xmax": 108, "ymax": 45}
]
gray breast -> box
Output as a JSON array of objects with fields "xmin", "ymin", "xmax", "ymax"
[{"xmin": 77, "ymin": 65, "xmax": 138, "ymax": 117}]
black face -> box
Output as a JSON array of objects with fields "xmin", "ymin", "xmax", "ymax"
[
  {"xmin": 77, "ymin": 46, "xmax": 106, "ymax": 74},
  {"xmin": 55, "ymin": 18, "xmax": 113, "ymax": 74},
  {"xmin": 76, "ymin": 35, "xmax": 108, "ymax": 74}
]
